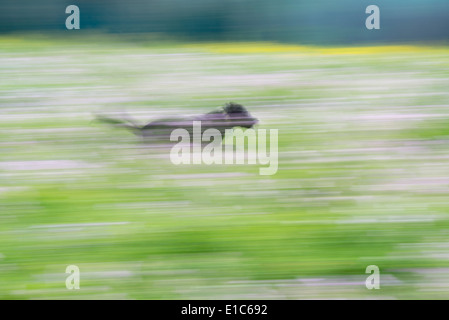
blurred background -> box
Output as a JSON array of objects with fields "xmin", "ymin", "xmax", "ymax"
[{"xmin": 1, "ymin": 0, "xmax": 449, "ymax": 299}]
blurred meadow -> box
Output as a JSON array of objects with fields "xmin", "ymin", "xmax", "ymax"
[{"xmin": 1, "ymin": 35, "xmax": 449, "ymax": 299}]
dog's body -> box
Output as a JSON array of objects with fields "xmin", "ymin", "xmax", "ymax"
[{"xmin": 97, "ymin": 102, "xmax": 258, "ymax": 141}]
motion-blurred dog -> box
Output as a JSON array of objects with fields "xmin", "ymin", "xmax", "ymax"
[{"xmin": 96, "ymin": 102, "xmax": 258, "ymax": 141}]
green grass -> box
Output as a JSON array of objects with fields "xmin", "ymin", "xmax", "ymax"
[{"xmin": 1, "ymin": 35, "xmax": 449, "ymax": 299}]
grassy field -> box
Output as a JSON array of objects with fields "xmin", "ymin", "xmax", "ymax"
[{"xmin": 1, "ymin": 35, "xmax": 449, "ymax": 299}]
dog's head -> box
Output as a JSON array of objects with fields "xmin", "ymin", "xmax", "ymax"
[{"xmin": 222, "ymin": 102, "xmax": 258, "ymax": 128}]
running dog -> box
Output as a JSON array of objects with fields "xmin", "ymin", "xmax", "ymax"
[{"xmin": 96, "ymin": 102, "xmax": 258, "ymax": 141}]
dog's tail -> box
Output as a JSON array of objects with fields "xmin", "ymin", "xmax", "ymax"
[{"xmin": 94, "ymin": 113, "xmax": 142, "ymax": 136}]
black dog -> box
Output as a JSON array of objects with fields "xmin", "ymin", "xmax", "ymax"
[{"xmin": 96, "ymin": 102, "xmax": 258, "ymax": 141}]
